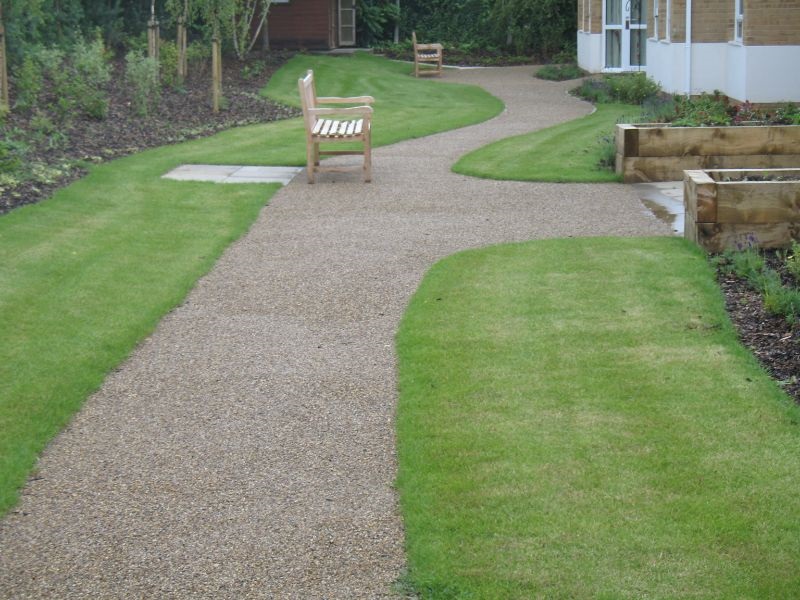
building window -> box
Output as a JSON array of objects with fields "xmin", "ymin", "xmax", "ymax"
[
  {"xmin": 735, "ymin": 0, "xmax": 744, "ymax": 42},
  {"xmin": 653, "ymin": 0, "xmax": 659, "ymax": 39}
]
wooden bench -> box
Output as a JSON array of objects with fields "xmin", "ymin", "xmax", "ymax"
[
  {"xmin": 412, "ymin": 31, "xmax": 443, "ymax": 77},
  {"xmin": 297, "ymin": 69, "xmax": 374, "ymax": 184}
]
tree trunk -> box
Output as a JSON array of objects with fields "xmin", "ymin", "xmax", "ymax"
[
  {"xmin": 177, "ymin": 15, "xmax": 187, "ymax": 84},
  {"xmin": 211, "ymin": 24, "xmax": 222, "ymax": 113},
  {"xmin": 0, "ymin": 4, "xmax": 8, "ymax": 111},
  {"xmin": 148, "ymin": 0, "xmax": 159, "ymax": 64}
]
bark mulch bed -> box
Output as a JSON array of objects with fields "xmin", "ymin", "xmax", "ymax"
[
  {"xmin": 0, "ymin": 51, "xmax": 299, "ymax": 215},
  {"xmin": 717, "ymin": 254, "xmax": 800, "ymax": 404}
]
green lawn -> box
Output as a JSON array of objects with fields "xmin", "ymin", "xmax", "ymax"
[
  {"xmin": 396, "ymin": 237, "xmax": 800, "ymax": 598},
  {"xmin": 0, "ymin": 53, "xmax": 502, "ymax": 516},
  {"xmin": 453, "ymin": 103, "xmax": 641, "ymax": 182}
]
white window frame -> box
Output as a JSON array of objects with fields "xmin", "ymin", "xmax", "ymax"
[
  {"xmin": 735, "ymin": 0, "xmax": 744, "ymax": 42},
  {"xmin": 665, "ymin": 0, "xmax": 671, "ymax": 41},
  {"xmin": 653, "ymin": 0, "xmax": 659, "ymax": 40}
]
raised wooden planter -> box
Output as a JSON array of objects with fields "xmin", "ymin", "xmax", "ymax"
[
  {"xmin": 684, "ymin": 168, "xmax": 800, "ymax": 252},
  {"xmin": 616, "ymin": 123, "xmax": 800, "ymax": 183}
]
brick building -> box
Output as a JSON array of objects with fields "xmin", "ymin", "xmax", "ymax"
[
  {"xmin": 267, "ymin": 0, "xmax": 356, "ymax": 49},
  {"xmin": 577, "ymin": 0, "xmax": 800, "ymax": 102}
]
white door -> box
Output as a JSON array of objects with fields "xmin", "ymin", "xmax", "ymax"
[
  {"xmin": 339, "ymin": 0, "xmax": 356, "ymax": 46},
  {"xmin": 604, "ymin": 0, "xmax": 647, "ymax": 70}
]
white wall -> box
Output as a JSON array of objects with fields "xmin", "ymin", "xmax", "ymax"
[
  {"xmin": 646, "ymin": 39, "xmax": 685, "ymax": 94},
  {"xmin": 739, "ymin": 45, "xmax": 800, "ymax": 103},
  {"xmin": 577, "ymin": 31, "xmax": 604, "ymax": 73},
  {"xmin": 646, "ymin": 41, "xmax": 800, "ymax": 102},
  {"xmin": 691, "ymin": 44, "xmax": 729, "ymax": 97}
]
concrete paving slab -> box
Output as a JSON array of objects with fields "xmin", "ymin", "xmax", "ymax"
[{"xmin": 162, "ymin": 164, "xmax": 302, "ymax": 185}]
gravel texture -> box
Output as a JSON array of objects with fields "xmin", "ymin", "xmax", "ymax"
[{"xmin": 0, "ymin": 66, "xmax": 670, "ymax": 599}]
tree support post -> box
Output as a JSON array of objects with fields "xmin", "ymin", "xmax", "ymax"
[
  {"xmin": 211, "ymin": 33, "xmax": 221, "ymax": 113},
  {"xmin": 0, "ymin": 5, "xmax": 8, "ymax": 111},
  {"xmin": 177, "ymin": 15, "xmax": 187, "ymax": 84}
]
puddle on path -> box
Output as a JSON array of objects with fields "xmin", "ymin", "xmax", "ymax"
[{"xmin": 633, "ymin": 182, "xmax": 684, "ymax": 236}]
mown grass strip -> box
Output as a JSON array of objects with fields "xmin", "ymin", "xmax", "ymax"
[
  {"xmin": 397, "ymin": 237, "xmax": 800, "ymax": 598},
  {"xmin": 452, "ymin": 103, "xmax": 641, "ymax": 183},
  {"xmin": 0, "ymin": 53, "xmax": 503, "ymax": 516}
]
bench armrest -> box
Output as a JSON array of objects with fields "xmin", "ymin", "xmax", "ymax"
[{"xmin": 316, "ymin": 96, "xmax": 375, "ymax": 105}]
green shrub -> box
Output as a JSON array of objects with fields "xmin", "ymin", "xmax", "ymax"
[
  {"xmin": 763, "ymin": 278, "xmax": 800, "ymax": 323},
  {"xmin": 535, "ymin": 63, "xmax": 585, "ymax": 81},
  {"xmin": 71, "ymin": 37, "xmax": 112, "ymax": 119},
  {"xmin": 573, "ymin": 73, "xmax": 660, "ymax": 105},
  {"xmin": 596, "ymin": 134, "xmax": 616, "ymax": 170},
  {"xmin": 186, "ymin": 40, "xmax": 211, "ymax": 76},
  {"xmin": 13, "ymin": 55, "xmax": 44, "ymax": 111},
  {"xmin": 606, "ymin": 72, "xmax": 661, "ymax": 104},
  {"xmin": 672, "ymin": 93, "xmax": 732, "ymax": 126},
  {"xmin": 771, "ymin": 103, "xmax": 800, "ymax": 125},
  {"xmin": 639, "ymin": 95, "xmax": 676, "ymax": 123},
  {"xmin": 573, "ymin": 77, "xmax": 612, "ymax": 103},
  {"xmin": 785, "ymin": 242, "xmax": 800, "ymax": 282},
  {"xmin": 551, "ymin": 48, "xmax": 577, "ymax": 64},
  {"xmin": 125, "ymin": 50, "xmax": 160, "ymax": 117},
  {"xmin": 0, "ymin": 134, "xmax": 28, "ymax": 174},
  {"xmin": 158, "ymin": 39, "xmax": 179, "ymax": 88}
]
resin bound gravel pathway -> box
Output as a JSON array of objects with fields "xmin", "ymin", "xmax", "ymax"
[{"xmin": 0, "ymin": 66, "xmax": 670, "ymax": 599}]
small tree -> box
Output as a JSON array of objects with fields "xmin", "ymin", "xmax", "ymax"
[
  {"xmin": 195, "ymin": 0, "xmax": 273, "ymax": 111},
  {"xmin": 231, "ymin": 0, "xmax": 271, "ymax": 61},
  {"xmin": 166, "ymin": 0, "xmax": 191, "ymax": 85},
  {"xmin": 195, "ymin": 0, "xmax": 229, "ymax": 112}
]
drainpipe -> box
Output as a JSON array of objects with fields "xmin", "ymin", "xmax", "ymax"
[{"xmin": 685, "ymin": 0, "xmax": 693, "ymax": 95}]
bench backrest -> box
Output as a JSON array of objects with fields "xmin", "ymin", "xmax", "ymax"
[{"xmin": 298, "ymin": 70, "xmax": 318, "ymax": 133}]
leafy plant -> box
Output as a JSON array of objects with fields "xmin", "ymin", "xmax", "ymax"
[
  {"xmin": 240, "ymin": 59, "xmax": 266, "ymax": 81},
  {"xmin": 672, "ymin": 93, "xmax": 732, "ymax": 126},
  {"xmin": 596, "ymin": 134, "xmax": 616, "ymax": 170},
  {"xmin": 572, "ymin": 73, "xmax": 660, "ymax": 105},
  {"xmin": 606, "ymin": 72, "xmax": 661, "ymax": 104},
  {"xmin": 0, "ymin": 134, "xmax": 28, "ymax": 174},
  {"xmin": 535, "ymin": 63, "xmax": 585, "ymax": 81},
  {"xmin": 13, "ymin": 55, "xmax": 44, "ymax": 112},
  {"xmin": 125, "ymin": 50, "xmax": 160, "ymax": 117},
  {"xmin": 785, "ymin": 241, "xmax": 800, "ymax": 282},
  {"xmin": 71, "ymin": 36, "xmax": 112, "ymax": 119},
  {"xmin": 771, "ymin": 103, "xmax": 800, "ymax": 125},
  {"xmin": 357, "ymin": 0, "xmax": 400, "ymax": 46}
]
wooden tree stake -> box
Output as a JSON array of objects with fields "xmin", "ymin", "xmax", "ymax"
[
  {"xmin": 0, "ymin": 4, "xmax": 8, "ymax": 111},
  {"xmin": 148, "ymin": 0, "xmax": 160, "ymax": 72},
  {"xmin": 177, "ymin": 15, "xmax": 187, "ymax": 84},
  {"xmin": 211, "ymin": 33, "xmax": 221, "ymax": 113}
]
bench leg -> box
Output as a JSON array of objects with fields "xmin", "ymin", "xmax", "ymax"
[
  {"xmin": 364, "ymin": 133, "xmax": 372, "ymax": 183},
  {"xmin": 306, "ymin": 140, "xmax": 316, "ymax": 184}
]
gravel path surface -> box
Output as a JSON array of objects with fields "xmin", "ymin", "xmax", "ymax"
[{"xmin": 0, "ymin": 66, "xmax": 670, "ymax": 599}]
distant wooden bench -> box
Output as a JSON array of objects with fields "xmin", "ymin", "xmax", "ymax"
[
  {"xmin": 412, "ymin": 31, "xmax": 443, "ymax": 77},
  {"xmin": 297, "ymin": 69, "xmax": 374, "ymax": 184}
]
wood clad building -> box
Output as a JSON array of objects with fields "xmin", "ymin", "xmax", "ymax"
[{"xmin": 267, "ymin": 0, "xmax": 357, "ymax": 50}]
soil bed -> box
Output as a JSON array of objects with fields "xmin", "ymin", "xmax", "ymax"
[
  {"xmin": 717, "ymin": 251, "xmax": 800, "ymax": 404},
  {"xmin": 0, "ymin": 52, "xmax": 299, "ymax": 215}
]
